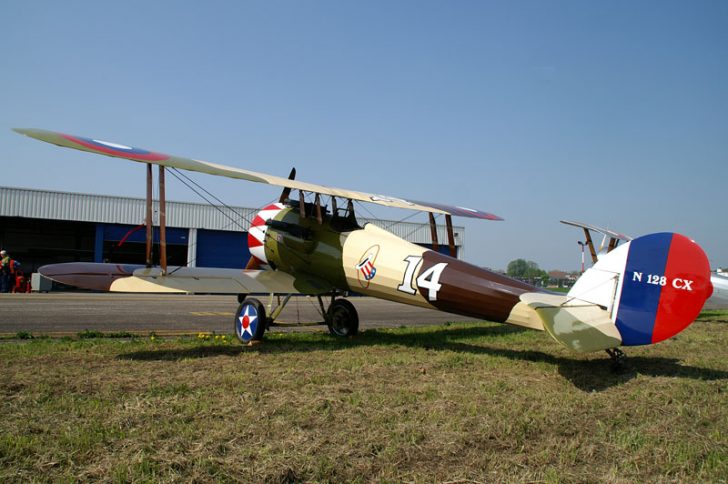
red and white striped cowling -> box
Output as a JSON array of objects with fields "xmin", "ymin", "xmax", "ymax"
[{"xmin": 247, "ymin": 203, "xmax": 285, "ymax": 264}]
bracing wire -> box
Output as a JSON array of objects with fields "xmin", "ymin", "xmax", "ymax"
[
  {"xmin": 354, "ymin": 200, "xmax": 424, "ymax": 230},
  {"xmin": 166, "ymin": 168, "xmax": 249, "ymax": 231},
  {"xmin": 169, "ymin": 168, "xmax": 254, "ymax": 228},
  {"xmin": 353, "ymin": 200, "xmax": 444, "ymax": 245}
]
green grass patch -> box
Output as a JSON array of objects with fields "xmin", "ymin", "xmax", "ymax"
[
  {"xmin": 697, "ymin": 309, "xmax": 728, "ymax": 320},
  {"xmin": 77, "ymin": 329, "xmax": 138, "ymax": 339},
  {"xmin": 1, "ymin": 314, "xmax": 727, "ymax": 482}
]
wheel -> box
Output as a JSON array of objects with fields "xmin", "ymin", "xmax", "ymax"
[
  {"xmin": 234, "ymin": 298, "xmax": 267, "ymax": 343},
  {"xmin": 326, "ymin": 298, "xmax": 359, "ymax": 337}
]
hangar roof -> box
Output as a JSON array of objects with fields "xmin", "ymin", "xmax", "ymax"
[{"xmin": 0, "ymin": 186, "xmax": 463, "ymax": 246}]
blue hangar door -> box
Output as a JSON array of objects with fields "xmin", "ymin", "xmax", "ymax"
[
  {"xmin": 195, "ymin": 229, "xmax": 250, "ymax": 269},
  {"xmin": 98, "ymin": 223, "xmax": 188, "ymax": 266}
]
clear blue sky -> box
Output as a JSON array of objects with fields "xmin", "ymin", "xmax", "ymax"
[{"xmin": 2, "ymin": 1, "xmax": 726, "ymax": 271}]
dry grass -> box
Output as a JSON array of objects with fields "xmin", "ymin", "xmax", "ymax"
[{"xmin": 1, "ymin": 312, "xmax": 727, "ymax": 483}]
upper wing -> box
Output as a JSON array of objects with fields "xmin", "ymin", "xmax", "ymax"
[
  {"xmin": 14, "ymin": 128, "xmax": 503, "ymax": 220},
  {"xmin": 560, "ymin": 220, "xmax": 632, "ymax": 241}
]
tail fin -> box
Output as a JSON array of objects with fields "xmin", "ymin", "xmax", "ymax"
[{"xmin": 522, "ymin": 233, "xmax": 713, "ymax": 352}]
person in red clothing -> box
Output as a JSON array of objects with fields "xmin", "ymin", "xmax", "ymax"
[
  {"xmin": 0, "ymin": 250, "xmax": 11, "ymax": 293},
  {"xmin": 12, "ymin": 268, "xmax": 27, "ymax": 293}
]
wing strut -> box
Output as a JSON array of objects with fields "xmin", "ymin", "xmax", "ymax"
[
  {"xmin": 428, "ymin": 213, "xmax": 457, "ymax": 258},
  {"xmin": 445, "ymin": 215, "xmax": 457, "ymax": 258},
  {"xmin": 145, "ymin": 164, "xmax": 153, "ymax": 267},
  {"xmin": 428, "ymin": 213, "xmax": 439, "ymax": 253},
  {"xmin": 159, "ymin": 165, "xmax": 168, "ymax": 274},
  {"xmin": 144, "ymin": 163, "xmax": 169, "ymax": 273},
  {"xmin": 299, "ymin": 191, "xmax": 307, "ymax": 218},
  {"xmin": 314, "ymin": 193, "xmax": 323, "ymax": 224},
  {"xmin": 582, "ymin": 228, "xmax": 598, "ymax": 264}
]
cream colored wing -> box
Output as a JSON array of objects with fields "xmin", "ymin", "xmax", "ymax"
[
  {"xmin": 14, "ymin": 128, "xmax": 502, "ymax": 220},
  {"xmin": 113, "ymin": 267, "xmax": 332, "ymax": 295}
]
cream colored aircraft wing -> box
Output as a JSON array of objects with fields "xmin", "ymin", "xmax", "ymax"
[
  {"xmin": 14, "ymin": 128, "xmax": 502, "ymax": 220},
  {"xmin": 38, "ymin": 262, "xmax": 332, "ymax": 294},
  {"xmin": 113, "ymin": 267, "xmax": 332, "ymax": 294}
]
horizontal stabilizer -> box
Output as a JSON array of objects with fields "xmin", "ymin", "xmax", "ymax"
[
  {"xmin": 519, "ymin": 292, "xmax": 622, "ymax": 353},
  {"xmin": 704, "ymin": 273, "xmax": 728, "ymax": 310}
]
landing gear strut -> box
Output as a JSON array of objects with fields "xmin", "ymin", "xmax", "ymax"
[{"xmin": 605, "ymin": 347, "xmax": 626, "ymax": 370}]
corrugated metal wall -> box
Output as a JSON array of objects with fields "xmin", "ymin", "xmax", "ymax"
[
  {"xmin": 0, "ymin": 186, "xmax": 254, "ymax": 231},
  {"xmin": 360, "ymin": 218, "xmax": 462, "ymax": 246},
  {"xmin": 0, "ymin": 186, "xmax": 463, "ymax": 246}
]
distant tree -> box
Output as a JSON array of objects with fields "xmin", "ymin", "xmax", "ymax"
[
  {"xmin": 506, "ymin": 259, "xmax": 548, "ymax": 281},
  {"xmin": 507, "ymin": 259, "xmax": 548, "ymax": 285},
  {"xmin": 507, "ymin": 259, "xmax": 529, "ymax": 278},
  {"xmin": 540, "ymin": 274, "xmax": 550, "ymax": 287}
]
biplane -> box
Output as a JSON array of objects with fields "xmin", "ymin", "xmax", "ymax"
[
  {"xmin": 562, "ymin": 220, "xmax": 727, "ymax": 311},
  {"xmin": 15, "ymin": 128, "xmax": 714, "ymax": 364}
]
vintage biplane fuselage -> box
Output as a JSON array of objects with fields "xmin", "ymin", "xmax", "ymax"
[{"xmin": 252, "ymin": 203, "xmax": 536, "ymax": 323}]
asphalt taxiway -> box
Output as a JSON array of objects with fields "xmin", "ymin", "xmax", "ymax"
[{"xmin": 0, "ymin": 293, "xmax": 480, "ymax": 336}]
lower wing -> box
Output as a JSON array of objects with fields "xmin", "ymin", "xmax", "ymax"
[{"xmin": 39, "ymin": 262, "xmax": 332, "ymax": 295}]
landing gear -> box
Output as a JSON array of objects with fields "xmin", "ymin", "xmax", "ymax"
[
  {"xmin": 233, "ymin": 293, "xmax": 359, "ymax": 344},
  {"xmin": 605, "ymin": 347, "xmax": 626, "ymax": 370},
  {"xmin": 325, "ymin": 298, "xmax": 359, "ymax": 337},
  {"xmin": 234, "ymin": 297, "xmax": 267, "ymax": 343}
]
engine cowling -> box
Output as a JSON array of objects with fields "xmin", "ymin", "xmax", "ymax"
[{"xmin": 247, "ymin": 203, "xmax": 286, "ymax": 265}]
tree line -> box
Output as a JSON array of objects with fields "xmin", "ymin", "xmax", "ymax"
[{"xmin": 506, "ymin": 258, "xmax": 550, "ymax": 286}]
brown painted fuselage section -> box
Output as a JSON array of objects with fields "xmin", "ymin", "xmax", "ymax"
[{"xmin": 417, "ymin": 251, "xmax": 537, "ymax": 322}]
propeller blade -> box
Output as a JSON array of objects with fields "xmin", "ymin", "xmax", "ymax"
[{"xmin": 279, "ymin": 167, "xmax": 296, "ymax": 203}]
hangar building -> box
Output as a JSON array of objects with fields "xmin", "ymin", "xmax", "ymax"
[{"xmin": 0, "ymin": 186, "xmax": 464, "ymax": 273}]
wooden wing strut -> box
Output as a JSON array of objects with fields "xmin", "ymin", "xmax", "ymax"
[
  {"xmin": 145, "ymin": 163, "xmax": 153, "ymax": 268},
  {"xmin": 159, "ymin": 166, "xmax": 167, "ymax": 274},
  {"xmin": 445, "ymin": 215, "xmax": 457, "ymax": 258},
  {"xmin": 143, "ymin": 163, "xmax": 169, "ymax": 273},
  {"xmin": 582, "ymin": 228, "xmax": 598, "ymax": 264},
  {"xmin": 428, "ymin": 212, "xmax": 439, "ymax": 253}
]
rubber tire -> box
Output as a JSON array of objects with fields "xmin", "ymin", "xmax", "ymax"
[
  {"xmin": 326, "ymin": 299, "xmax": 359, "ymax": 337},
  {"xmin": 234, "ymin": 297, "xmax": 267, "ymax": 343}
]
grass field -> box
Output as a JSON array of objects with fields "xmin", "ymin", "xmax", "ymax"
[{"xmin": 1, "ymin": 312, "xmax": 727, "ymax": 482}]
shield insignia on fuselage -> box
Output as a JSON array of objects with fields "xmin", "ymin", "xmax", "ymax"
[{"xmin": 356, "ymin": 245, "xmax": 380, "ymax": 288}]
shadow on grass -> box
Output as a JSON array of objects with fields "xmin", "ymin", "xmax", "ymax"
[
  {"xmin": 455, "ymin": 345, "xmax": 728, "ymax": 392},
  {"xmin": 118, "ymin": 324, "xmax": 728, "ymax": 392}
]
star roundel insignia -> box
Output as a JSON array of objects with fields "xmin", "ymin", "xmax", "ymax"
[
  {"xmin": 237, "ymin": 304, "xmax": 259, "ymax": 342},
  {"xmin": 61, "ymin": 134, "xmax": 169, "ymax": 162}
]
